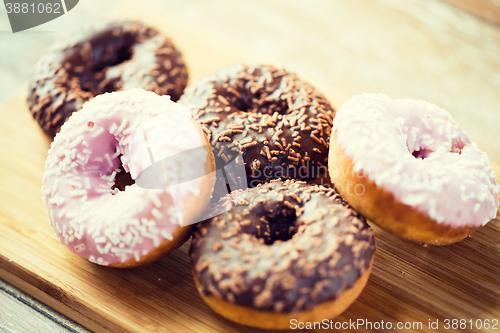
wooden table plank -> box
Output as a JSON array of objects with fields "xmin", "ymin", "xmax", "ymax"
[
  {"xmin": 1, "ymin": 0, "xmax": 500, "ymax": 332},
  {"xmin": 0, "ymin": 291, "xmax": 70, "ymax": 333},
  {"xmin": 0, "ymin": 279, "xmax": 91, "ymax": 333}
]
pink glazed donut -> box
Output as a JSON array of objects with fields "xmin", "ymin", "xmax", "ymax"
[
  {"xmin": 42, "ymin": 89, "xmax": 214, "ymax": 267},
  {"xmin": 328, "ymin": 93, "xmax": 499, "ymax": 245}
]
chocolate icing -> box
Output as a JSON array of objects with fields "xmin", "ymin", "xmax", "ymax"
[
  {"xmin": 27, "ymin": 21, "xmax": 188, "ymax": 137},
  {"xmin": 179, "ymin": 65, "xmax": 335, "ymax": 188},
  {"xmin": 190, "ymin": 179, "xmax": 376, "ymax": 313}
]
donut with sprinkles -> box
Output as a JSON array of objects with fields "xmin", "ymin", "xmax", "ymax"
[
  {"xmin": 190, "ymin": 179, "xmax": 376, "ymax": 329},
  {"xmin": 42, "ymin": 89, "xmax": 214, "ymax": 267},
  {"xmin": 28, "ymin": 20, "xmax": 188, "ymax": 137},
  {"xmin": 179, "ymin": 64, "xmax": 335, "ymax": 188},
  {"xmin": 329, "ymin": 93, "xmax": 499, "ymax": 245}
]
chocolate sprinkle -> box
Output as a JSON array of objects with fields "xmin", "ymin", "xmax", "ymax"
[
  {"xmin": 179, "ymin": 65, "xmax": 335, "ymax": 188},
  {"xmin": 28, "ymin": 21, "xmax": 188, "ymax": 137},
  {"xmin": 190, "ymin": 179, "xmax": 376, "ymax": 313}
]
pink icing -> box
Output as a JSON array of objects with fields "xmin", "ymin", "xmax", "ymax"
[
  {"xmin": 333, "ymin": 93, "xmax": 499, "ymax": 227},
  {"xmin": 128, "ymin": 107, "xmax": 215, "ymax": 226},
  {"xmin": 42, "ymin": 89, "xmax": 210, "ymax": 266}
]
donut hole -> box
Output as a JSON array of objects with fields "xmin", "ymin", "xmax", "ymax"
[
  {"xmin": 410, "ymin": 138, "xmax": 465, "ymax": 159},
  {"xmin": 233, "ymin": 94, "xmax": 252, "ymax": 113},
  {"xmin": 230, "ymin": 82, "xmax": 289, "ymax": 115},
  {"xmin": 112, "ymin": 166, "xmax": 135, "ymax": 191},
  {"xmin": 451, "ymin": 138, "xmax": 465, "ymax": 154},
  {"xmin": 78, "ymin": 41, "xmax": 134, "ymax": 94},
  {"xmin": 258, "ymin": 208, "xmax": 298, "ymax": 245},
  {"xmin": 411, "ymin": 148, "xmax": 432, "ymax": 159},
  {"xmin": 93, "ymin": 42, "xmax": 133, "ymax": 72}
]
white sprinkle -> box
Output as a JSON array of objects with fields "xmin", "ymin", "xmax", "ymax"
[
  {"xmin": 91, "ymin": 126, "xmax": 105, "ymax": 138},
  {"xmin": 151, "ymin": 208, "xmax": 163, "ymax": 220},
  {"xmin": 161, "ymin": 230, "xmax": 174, "ymax": 241},
  {"xmin": 109, "ymin": 123, "xmax": 118, "ymax": 135},
  {"xmin": 123, "ymin": 232, "xmax": 133, "ymax": 245},
  {"xmin": 70, "ymin": 181, "xmax": 83, "ymax": 189},
  {"xmin": 150, "ymin": 193, "xmax": 162, "ymax": 208},
  {"xmin": 116, "ymin": 119, "xmax": 128, "ymax": 134},
  {"xmin": 142, "ymin": 232, "xmax": 160, "ymax": 247},
  {"xmin": 50, "ymin": 196, "xmax": 65, "ymax": 206},
  {"xmin": 130, "ymin": 219, "xmax": 140, "ymax": 226},
  {"xmin": 103, "ymin": 242, "xmax": 112, "ymax": 254},
  {"xmin": 95, "ymin": 236, "xmax": 107, "ymax": 244},
  {"xmin": 109, "ymin": 234, "xmax": 120, "ymax": 245},
  {"xmin": 105, "ymin": 153, "xmax": 113, "ymax": 167},
  {"xmin": 69, "ymin": 135, "xmax": 84, "ymax": 149},
  {"xmin": 109, "ymin": 171, "xmax": 117, "ymax": 181},
  {"xmin": 96, "ymin": 257, "xmax": 108, "ymax": 265},
  {"xmin": 111, "ymin": 247, "xmax": 133, "ymax": 254},
  {"xmin": 473, "ymin": 203, "xmax": 481, "ymax": 213},
  {"xmin": 69, "ymin": 189, "xmax": 87, "ymax": 197}
]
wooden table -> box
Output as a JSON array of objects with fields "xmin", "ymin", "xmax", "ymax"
[{"xmin": 1, "ymin": 0, "xmax": 500, "ymax": 332}]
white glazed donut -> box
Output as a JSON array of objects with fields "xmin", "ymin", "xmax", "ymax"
[
  {"xmin": 328, "ymin": 93, "xmax": 499, "ymax": 245},
  {"xmin": 42, "ymin": 89, "xmax": 214, "ymax": 267}
]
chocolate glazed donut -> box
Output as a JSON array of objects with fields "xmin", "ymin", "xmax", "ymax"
[
  {"xmin": 190, "ymin": 179, "xmax": 376, "ymax": 329},
  {"xmin": 179, "ymin": 65, "xmax": 335, "ymax": 188},
  {"xmin": 28, "ymin": 21, "xmax": 188, "ymax": 137}
]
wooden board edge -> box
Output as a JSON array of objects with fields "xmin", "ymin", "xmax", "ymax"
[{"xmin": 0, "ymin": 254, "xmax": 116, "ymax": 333}]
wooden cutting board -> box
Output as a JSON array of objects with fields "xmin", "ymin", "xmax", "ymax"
[{"xmin": 1, "ymin": 1, "xmax": 500, "ymax": 332}]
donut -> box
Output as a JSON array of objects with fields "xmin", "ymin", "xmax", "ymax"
[
  {"xmin": 28, "ymin": 20, "xmax": 188, "ymax": 137},
  {"xmin": 42, "ymin": 89, "xmax": 214, "ymax": 268},
  {"xmin": 179, "ymin": 64, "xmax": 335, "ymax": 189},
  {"xmin": 329, "ymin": 93, "xmax": 499, "ymax": 245},
  {"xmin": 190, "ymin": 179, "xmax": 376, "ymax": 329}
]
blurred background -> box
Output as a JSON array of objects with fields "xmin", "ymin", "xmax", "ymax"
[
  {"xmin": 1, "ymin": 0, "xmax": 499, "ymax": 160},
  {"xmin": 0, "ymin": 1, "xmax": 499, "ymax": 332}
]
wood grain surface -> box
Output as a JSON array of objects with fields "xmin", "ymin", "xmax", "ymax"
[
  {"xmin": 1, "ymin": 0, "xmax": 499, "ymax": 332},
  {"xmin": 439, "ymin": 0, "xmax": 500, "ymax": 25}
]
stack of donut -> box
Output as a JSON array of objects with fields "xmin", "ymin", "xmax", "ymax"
[{"xmin": 35, "ymin": 19, "xmax": 499, "ymax": 331}]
